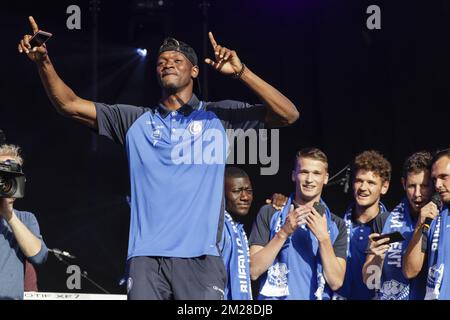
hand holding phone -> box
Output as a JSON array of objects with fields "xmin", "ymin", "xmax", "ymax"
[
  {"xmin": 372, "ymin": 231, "xmax": 405, "ymax": 244},
  {"xmin": 312, "ymin": 202, "xmax": 326, "ymax": 216},
  {"xmin": 29, "ymin": 30, "xmax": 52, "ymax": 49},
  {"xmin": 364, "ymin": 232, "xmax": 405, "ymax": 256},
  {"xmin": 18, "ymin": 16, "xmax": 51, "ymax": 62}
]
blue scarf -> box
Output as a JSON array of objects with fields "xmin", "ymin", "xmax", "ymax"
[
  {"xmin": 379, "ymin": 198, "xmax": 424, "ymax": 300},
  {"xmin": 259, "ymin": 195, "xmax": 338, "ymax": 300},
  {"xmin": 221, "ymin": 211, "xmax": 252, "ymax": 300},
  {"xmin": 333, "ymin": 202, "xmax": 387, "ymax": 300},
  {"xmin": 425, "ymin": 205, "xmax": 449, "ymax": 300}
]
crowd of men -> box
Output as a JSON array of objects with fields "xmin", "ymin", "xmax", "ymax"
[{"xmin": 1, "ymin": 16, "xmax": 449, "ymax": 300}]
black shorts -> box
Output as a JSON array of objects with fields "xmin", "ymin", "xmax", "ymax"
[{"xmin": 126, "ymin": 255, "xmax": 227, "ymax": 300}]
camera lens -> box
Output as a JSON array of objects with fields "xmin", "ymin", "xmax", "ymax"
[{"xmin": 0, "ymin": 177, "xmax": 17, "ymax": 197}]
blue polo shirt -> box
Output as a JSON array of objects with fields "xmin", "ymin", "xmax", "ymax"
[
  {"xmin": 335, "ymin": 203, "xmax": 387, "ymax": 300},
  {"xmin": 0, "ymin": 210, "xmax": 48, "ymax": 300},
  {"xmin": 95, "ymin": 95, "xmax": 265, "ymax": 259}
]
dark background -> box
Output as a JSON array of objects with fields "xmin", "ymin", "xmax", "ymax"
[{"xmin": 1, "ymin": 0, "xmax": 449, "ymax": 294}]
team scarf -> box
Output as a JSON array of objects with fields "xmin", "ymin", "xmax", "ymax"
[
  {"xmin": 379, "ymin": 198, "xmax": 421, "ymax": 300},
  {"xmin": 333, "ymin": 201, "xmax": 387, "ymax": 300},
  {"xmin": 222, "ymin": 211, "xmax": 252, "ymax": 300},
  {"xmin": 259, "ymin": 194, "xmax": 338, "ymax": 300},
  {"xmin": 425, "ymin": 205, "xmax": 449, "ymax": 300}
]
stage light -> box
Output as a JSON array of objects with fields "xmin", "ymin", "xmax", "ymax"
[{"xmin": 136, "ymin": 48, "xmax": 147, "ymax": 57}]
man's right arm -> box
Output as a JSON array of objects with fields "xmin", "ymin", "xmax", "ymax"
[
  {"xmin": 19, "ymin": 16, "xmax": 97, "ymax": 129},
  {"xmin": 37, "ymin": 57, "xmax": 97, "ymax": 128},
  {"xmin": 250, "ymin": 231, "xmax": 289, "ymax": 281}
]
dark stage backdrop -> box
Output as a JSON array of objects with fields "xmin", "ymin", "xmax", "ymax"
[{"xmin": 1, "ymin": 0, "xmax": 449, "ymax": 294}]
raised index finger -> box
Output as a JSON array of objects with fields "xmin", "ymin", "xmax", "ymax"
[
  {"xmin": 208, "ymin": 32, "xmax": 218, "ymax": 49},
  {"xmin": 29, "ymin": 16, "xmax": 39, "ymax": 34}
]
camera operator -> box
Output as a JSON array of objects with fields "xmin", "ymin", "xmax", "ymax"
[{"xmin": 0, "ymin": 144, "xmax": 48, "ymax": 300}]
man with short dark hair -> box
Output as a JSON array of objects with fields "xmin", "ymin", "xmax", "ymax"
[
  {"xmin": 333, "ymin": 150, "xmax": 391, "ymax": 300},
  {"xmin": 403, "ymin": 149, "xmax": 450, "ymax": 300},
  {"xmin": 249, "ymin": 148, "xmax": 347, "ymax": 300},
  {"xmin": 221, "ymin": 166, "xmax": 254, "ymax": 300},
  {"xmin": 362, "ymin": 151, "xmax": 433, "ymax": 300},
  {"xmin": 19, "ymin": 17, "xmax": 299, "ymax": 300}
]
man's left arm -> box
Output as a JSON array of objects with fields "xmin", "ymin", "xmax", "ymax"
[
  {"xmin": 1, "ymin": 199, "xmax": 46, "ymax": 263},
  {"xmin": 205, "ymin": 32, "xmax": 299, "ymax": 127},
  {"xmin": 306, "ymin": 209, "xmax": 346, "ymax": 291}
]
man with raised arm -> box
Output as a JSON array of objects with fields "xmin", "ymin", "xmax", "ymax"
[{"xmin": 18, "ymin": 16, "xmax": 299, "ymax": 300}]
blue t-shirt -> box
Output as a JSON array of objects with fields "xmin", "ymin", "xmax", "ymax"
[
  {"xmin": 95, "ymin": 95, "xmax": 265, "ymax": 259},
  {"xmin": 0, "ymin": 210, "xmax": 48, "ymax": 300}
]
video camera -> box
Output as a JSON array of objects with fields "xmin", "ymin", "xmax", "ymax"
[{"xmin": 0, "ymin": 160, "xmax": 26, "ymax": 198}]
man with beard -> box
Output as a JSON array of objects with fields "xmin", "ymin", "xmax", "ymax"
[
  {"xmin": 403, "ymin": 149, "xmax": 450, "ymax": 300},
  {"xmin": 362, "ymin": 151, "xmax": 433, "ymax": 299}
]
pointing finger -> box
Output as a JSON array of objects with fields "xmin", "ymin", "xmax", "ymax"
[
  {"xmin": 208, "ymin": 31, "xmax": 218, "ymax": 49},
  {"xmin": 29, "ymin": 16, "xmax": 39, "ymax": 34}
]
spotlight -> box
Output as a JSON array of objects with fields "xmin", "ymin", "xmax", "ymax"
[{"xmin": 136, "ymin": 48, "xmax": 148, "ymax": 57}]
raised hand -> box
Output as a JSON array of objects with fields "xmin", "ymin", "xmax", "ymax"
[
  {"xmin": 17, "ymin": 16, "xmax": 48, "ymax": 62},
  {"xmin": 280, "ymin": 205, "xmax": 310, "ymax": 237},
  {"xmin": 367, "ymin": 233, "xmax": 391, "ymax": 258},
  {"xmin": 0, "ymin": 198, "xmax": 14, "ymax": 222},
  {"xmin": 265, "ymin": 193, "xmax": 288, "ymax": 210},
  {"xmin": 305, "ymin": 207, "xmax": 329, "ymax": 242},
  {"xmin": 204, "ymin": 32, "xmax": 243, "ymax": 76},
  {"xmin": 418, "ymin": 201, "xmax": 439, "ymax": 227}
]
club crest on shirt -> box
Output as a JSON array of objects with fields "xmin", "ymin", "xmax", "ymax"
[
  {"xmin": 267, "ymin": 262, "xmax": 289, "ymax": 288},
  {"xmin": 152, "ymin": 129, "xmax": 162, "ymax": 140},
  {"xmin": 380, "ymin": 279, "xmax": 409, "ymax": 300},
  {"xmin": 188, "ymin": 121, "xmax": 202, "ymax": 135},
  {"xmin": 427, "ymin": 264, "xmax": 444, "ymax": 288}
]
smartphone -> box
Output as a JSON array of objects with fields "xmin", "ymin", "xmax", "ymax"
[
  {"xmin": 312, "ymin": 202, "xmax": 326, "ymax": 216},
  {"xmin": 372, "ymin": 231, "xmax": 405, "ymax": 244},
  {"xmin": 29, "ymin": 30, "xmax": 52, "ymax": 48}
]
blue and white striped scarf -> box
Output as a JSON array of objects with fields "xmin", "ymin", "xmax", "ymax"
[
  {"xmin": 259, "ymin": 195, "xmax": 338, "ymax": 300},
  {"xmin": 379, "ymin": 198, "xmax": 423, "ymax": 300},
  {"xmin": 221, "ymin": 211, "xmax": 252, "ymax": 300},
  {"xmin": 425, "ymin": 205, "xmax": 449, "ymax": 300}
]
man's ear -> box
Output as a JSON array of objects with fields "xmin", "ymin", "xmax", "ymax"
[
  {"xmin": 324, "ymin": 172, "xmax": 329, "ymax": 185},
  {"xmin": 381, "ymin": 180, "xmax": 390, "ymax": 195},
  {"xmin": 401, "ymin": 177, "xmax": 406, "ymax": 192},
  {"xmin": 191, "ymin": 65, "xmax": 199, "ymax": 78}
]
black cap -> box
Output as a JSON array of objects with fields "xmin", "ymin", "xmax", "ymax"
[{"xmin": 158, "ymin": 37, "xmax": 198, "ymax": 66}]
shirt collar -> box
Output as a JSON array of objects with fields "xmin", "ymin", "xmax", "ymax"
[{"xmin": 157, "ymin": 94, "xmax": 201, "ymax": 118}]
